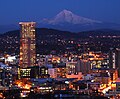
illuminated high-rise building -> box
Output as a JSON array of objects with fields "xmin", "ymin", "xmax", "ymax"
[{"xmin": 19, "ymin": 22, "xmax": 36, "ymax": 68}]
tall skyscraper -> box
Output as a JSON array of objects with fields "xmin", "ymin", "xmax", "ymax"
[
  {"xmin": 109, "ymin": 48, "xmax": 115, "ymax": 69},
  {"xmin": 115, "ymin": 48, "xmax": 120, "ymax": 68},
  {"xmin": 115, "ymin": 48, "xmax": 120, "ymax": 77},
  {"xmin": 19, "ymin": 22, "xmax": 36, "ymax": 68}
]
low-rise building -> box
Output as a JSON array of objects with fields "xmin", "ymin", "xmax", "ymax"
[{"xmin": 0, "ymin": 62, "xmax": 13, "ymax": 87}]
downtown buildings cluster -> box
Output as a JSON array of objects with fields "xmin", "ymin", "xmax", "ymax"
[{"xmin": 0, "ymin": 22, "xmax": 120, "ymax": 98}]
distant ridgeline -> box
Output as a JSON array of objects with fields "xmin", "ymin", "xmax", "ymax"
[{"xmin": 0, "ymin": 28, "xmax": 120, "ymax": 54}]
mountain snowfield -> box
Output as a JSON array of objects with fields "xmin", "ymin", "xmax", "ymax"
[{"xmin": 42, "ymin": 10, "xmax": 102, "ymax": 25}]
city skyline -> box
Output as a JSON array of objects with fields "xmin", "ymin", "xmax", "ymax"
[{"xmin": 0, "ymin": 0, "xmax": 120, "ymax": 98}]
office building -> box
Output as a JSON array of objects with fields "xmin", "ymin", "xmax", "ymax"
[
  {"xmin": 0, "ymin": 63, "xmax": 13, "ymax": 87},
  {"xmin": 76, "ymin": 59, "xmax": 91, "ymax": 74},
  {"xmin": 109, "ymin": 48, "xmax": 115, "ymax": 69},
  {"xmin": 115, "ymin": 48, "xmax": 120, "ymax": 77},
  {"xmin": 19, "ymin": 22, "xmax": 36, "ymax": 68}
]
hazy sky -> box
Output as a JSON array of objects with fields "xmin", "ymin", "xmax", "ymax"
[{"xmin": 0, "ymin": 0, "xmax": 120, "ymax": 25}]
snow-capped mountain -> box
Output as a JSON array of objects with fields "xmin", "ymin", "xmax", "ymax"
[
  {"xmin": 0, "ymin": 10, "xmax": 120, "ymax": 33},
  {"xmin": 42, "ymin": 10, "xmax": 102, "ymax": 25},
  {"xmin": 38, "ymin": 10, "xmax": 120, "ymax": 32}
]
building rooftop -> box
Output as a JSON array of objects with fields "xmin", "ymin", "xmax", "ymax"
[{"xmin": 19, "ymin": 22, "xmax": 36, "ymax": 25}]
